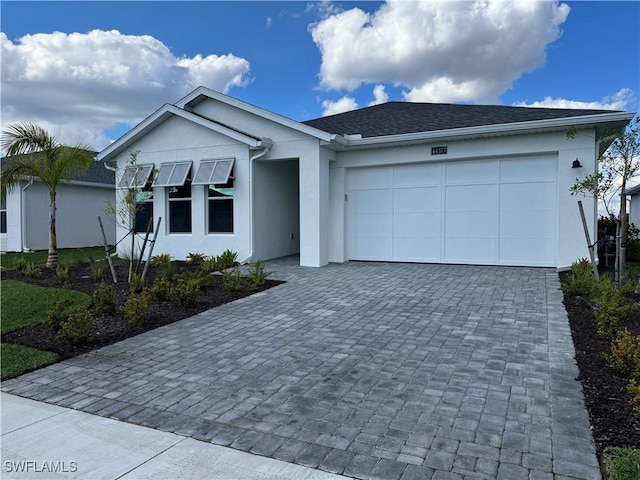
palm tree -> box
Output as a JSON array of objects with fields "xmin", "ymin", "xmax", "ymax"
[{"xmin": 1, "ymin": 122, "xmax": 93, "ymax": 267}]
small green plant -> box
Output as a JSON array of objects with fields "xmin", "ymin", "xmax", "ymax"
[
  {"xmin": 130, "ymin": 273, "xmax": 146, "ymax": 293},
  {"xmin": 201, "ymin": 255, "xmax": 221, "ymax": 273},
  {"xmin": 24, "ymin": 262, "xmax": 40, "ymax": 277},
  {"xmin": 222, "ymin": 266, "xmax": 243, "ymax": 292},
  {"xmin": 247, "ymin": 261, "xmax": 270, "ymax": 289},
  {"xmin": 92, "ymin": 266, "xmax": 104, "ymax": 282},
  {"xmin": 92, "ymin": 282, "xmax": 117, "ymax": 316},
  {"xmin": 56, "ymin": 265, "xmax": 69, "ymax": 285},
  {"xmin": 45, "ymin": 298, "xmax": 71, "ymax": 332},
  {"xmin": 628, "ymin": 380, "xmax": 640, "ymax": 419},
  {"xmin": 591, "ymin": 276, "xmax": 633, "ymax": 339},
  {"xmin": 176, "ymin": 269, "xmax": 212, "ymax": 288},
  {"xmin": 218, "ymin": 249, "xmax": 238, "ymax": 270},
  {"xmin": 603, "ymin": 445, "xmax": 640, "ymax": 480},
  {"xmin": 561, "ymin": 260, "xmax": 598, "ymax": 296},
  {"xmin": 150, "ymin": 253, "xmax": 172, "ymax": 268},
  {"xmin": 606, "ymin": 329, "xmax": 640, "ymax": 378},
  {"xmin": 57, "ymin": 308, "xmax": 92, "ymax": 343},
  {"xmin": 121, "ymin": 292, "xmax": 150, "ymax": 326},
  {"xmin": 150, "ymin": 277, "xmax": 171, "ymax": 301},
  {"xmin": 186, "ymin": 252, "xmax": 207, "ymax": 266},
  {"xmin": 12, "ymin": 256, "xmax": 28, "ymax": 273},
  {"xmin": 169, "ymin": 279, "xmax": 200, "ymax": 307}
]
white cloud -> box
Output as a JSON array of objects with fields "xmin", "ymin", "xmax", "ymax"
[
  {"xmin": 322, "ymin": 96, "xmax": 359, "ymax": 116},
  {"xmin": 0, "ymin": 30, "xmax": 251, "ymax": 150},
  {"xmin": 310, "ymin": 0, "xmax": 570, "ymax": 103},
  {"xmin": 369, "ymin": 85, "xmax": 389, "ymax": 106},
  {"xmin": 513, "ymin": 88, "xmax": 635, "ymax": 111}
]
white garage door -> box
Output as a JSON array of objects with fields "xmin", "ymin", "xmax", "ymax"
[{"xmin": 347, "ymin": 156, "xmax": 557, "ymax": 266}]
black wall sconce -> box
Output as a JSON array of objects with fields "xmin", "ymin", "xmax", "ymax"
[{"xmin": 572, "ymin": 158, "xmax": 583, "ymax": 168}]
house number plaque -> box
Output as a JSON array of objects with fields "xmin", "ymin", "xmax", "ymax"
[{"xmin": 431, "ymin": 146, "xmax": 448, "ymax": 155}]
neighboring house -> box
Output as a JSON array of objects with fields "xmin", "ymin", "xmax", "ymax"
[
  {"xmin": 626, "ymin": 184, "xmax": 640, "ymax": 229},
  {"xmin": 97, "ymin": 86, "xmax": 635, "ymax": 270},
  {"xmin": 0, "ymin": 155, "xmax": 116, "ymax": 252}
]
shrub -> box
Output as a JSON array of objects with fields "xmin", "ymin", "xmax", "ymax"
[
  {"xmin": 201, "ymin": 256, "xmax": 221, "ymax": 273},
  {"xmin": 130, "ymin": 273, "xmax": 146, "ymax": 294},
  {"xmin": 169, "ymin": 280, "xmax": 200, "ymax": 307},
  {"xmin": 12, "ymin": 256, "xmax": 28, "ymax": 273},
  {"xmin": 150, "ymin": 253, "xmax": 172, "ymax": 268},
  {"xmin": 56, "ymin": 265, "xmax": 69, "ymax": 285},
  {"xmin": 218, "ymin": 249, "xmax": 238, "ymax": 270},
  {"xmin": 561, "ymin": 260, "xmax": 598, "ymax": 296},
  {"xmin": 628, "ymin": 380, "xmax": 640, "ymax": 419},
  {"xmin": 45, "ymin": 298, "xmax": 71, "ymax": 332},
  {"xmin": 121, "ymin": 292, "xmax": 150, "ymax": 326},
  {"xmin": 92, "ymin": 282, "xmax": 117, "ymax": 316},
  {"xmin": 591, "ymin": 276, "xmax": 632, "ymax": 339},
  {"xmin": 176, "ymin": 269, "xmax": 212, "ymax": 288},
  {"xmin": 222, "ymin": 266, "xmax": 243, "ymax": 292},
  {"xmin": 24, "ymin": 262, "xmax": 40, "ymax": 277},
  {"xmin": 186, "ymin": 252, "xmax": 207, "ymax": 266},
  {"xmin": 247, "ymin": 261, "xmax": 270, "ymax": 289},
  {"xmin": 57, "ymin": 308, "xmax": 92, "ymax": 343},
  {"xmin": 606, "ymin": 329, "xmax": 640, "ymax": 378},
  {"xmin": 603, "ymin": 445, "xmax": 640, "ymax": 480},
  {"xmin": 150, "ymin": 277, "xmax": 171, "ymax": 301}
]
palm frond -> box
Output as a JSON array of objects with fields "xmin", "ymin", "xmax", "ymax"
[{"xmin": 1, "ymin": 122, "xmax": 57, "ymax": 156}]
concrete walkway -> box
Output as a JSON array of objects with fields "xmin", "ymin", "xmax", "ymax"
[{"xmin": 2, "ymin": 258, "xmax": 601, "ymax": 479}]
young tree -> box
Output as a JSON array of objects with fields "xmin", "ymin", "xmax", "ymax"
[
  {"xmin": 571, "ymin": 116, "xmax": 640, "ymax": 284},
  {"xmin": 1, "ymin": 122, "xmax": 92, "ymax": 268}
]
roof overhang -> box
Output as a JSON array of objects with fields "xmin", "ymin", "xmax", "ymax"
[
  {"xmin": 177, "ymin": 86, "xmax": 334, "ymax": 143},
  {"xmin": 98, "ymin": 103, "xmax": 274, "ymax": 162},
  {"xmin": 326, "ymin": 111, "xmax": 636, "ymax": 151}
]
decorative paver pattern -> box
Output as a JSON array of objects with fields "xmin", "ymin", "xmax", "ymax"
[{"xmin": 2, "ymin": 258, "xmax": 601, "ymax": 479}]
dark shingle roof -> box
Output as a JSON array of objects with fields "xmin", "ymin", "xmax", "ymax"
[
  {"xmin": 0, "ymin": 150, "xmax": 114, "ymax": 186},
  {"xmin": 303, "ymin": 102, "xmax": 623, "ymax": 138}
]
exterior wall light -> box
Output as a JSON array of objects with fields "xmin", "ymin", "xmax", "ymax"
[{"xmin": 572, "ymin": 159, "xmax": 583, "ymax": 168}]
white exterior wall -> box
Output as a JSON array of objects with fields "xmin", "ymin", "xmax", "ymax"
[
  {"xmin": 253, "ymin": 159, "xmax": 300, "ymax": 261},
  {"xmin": 1, "ymin": 180, "xmax": 114, "ymax": 252},
  {"xmin": 630, "ymin": 195, "xmax": 640, "ymax": 228},
  {"xmin": 327, "ymin": 129, "xmax": 598, "ymax": 270}
]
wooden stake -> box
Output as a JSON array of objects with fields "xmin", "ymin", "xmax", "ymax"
[
  {"xmin": 578, "ymin": 201, "xmax": 600, "ymax": 282},
  {"xmin": 97, "ymin": 216, "xmax": 118, "ymax": 283}
]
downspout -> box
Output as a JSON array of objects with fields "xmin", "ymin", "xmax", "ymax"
[
  {"xmin": 20, "ymin": 178, "xmax": 34, "ymax": 252},
  {"xmin": 239, "ymin": 138, "xmax": 273, "ymax": 265}
]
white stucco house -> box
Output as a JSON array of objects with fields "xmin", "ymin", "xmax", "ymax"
[
  {"xmin": 0, "ymin": 157, "xmax": 116, "ymax": 253},
  {"xmin": 98, "ymin": 86, "xmax": 635, "ymax": 270}
]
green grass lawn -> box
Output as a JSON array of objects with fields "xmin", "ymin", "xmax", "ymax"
[
  {"xmin": 0, "ymin": 246, "xmax": 107, "ymax": 270},
  {"xmin": 1, "ymin": 280, "xmax": 91, "ymax": 379},
  {"xmin": 1, "ymin": 280, "xmax": 91, "ymax": 333},
  {"xmin": 1, "ymin": 344, "xmax": 59, "ymax": 379}
]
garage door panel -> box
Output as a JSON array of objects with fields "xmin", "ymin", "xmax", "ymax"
[
  {"xmin": 446, "ymin": 185, "xmax": 498, "ymax": 211},
  {"xmin": 501, "ymin": 182, "xmax": 556, "ymax": 210},
  {"xmin": 350, "ymin": 213, "xmax": 393, "ymax": 237},
  {"xmin": 501, "ymin": 156, "xmax": 556, "ymax": 183},
  {"xmin": 394, "ymin": 164, "xmax": 441, "ymax": 188},
  {"xmin": 446, "ymin": 160, "xmax": 498, "ymax": 185},
  {"xmin": 500, "ymin": 210, "xmax": 555, "ymax": 237},
  {"xmin": 347, "ymin": 167, "xmax": 391, "ymax": 190},
  {"xmin": 394, "ymin": 237, "xmax": 440, "ymax": 262},
  {"xmin": 349, "ymin": 235, "xmax": 392, "ymax": 260},
  {"xmin": 394, "ymin": 212, "xmax": 440, "ymax": 236},
  {"xmin": 394, "ymin": 187, "xmax": 439, "ymax": 212},
  {"xmin": 500, "ymin": 238, "xmax": 555, "ymax": 266},
  {"xmin": 446, "ymin": 237, "xmax": 497, "ymax": 264},
  {"xmin": 349, "ymin": 189, "xmax": 392, "ymax": 214},
  {"xmin": 445, "ymin": 211, "xmax": 498, "ymax": 237}
]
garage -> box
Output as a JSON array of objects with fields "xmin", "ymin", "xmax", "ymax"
[{"xmin": 346, "ymin": 156, "xmax": 557, "ymax": 267}]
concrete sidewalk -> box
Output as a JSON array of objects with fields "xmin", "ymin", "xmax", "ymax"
[{"xmin": 1, "ymin": 392, "xmax": 348, "ymax": 479}]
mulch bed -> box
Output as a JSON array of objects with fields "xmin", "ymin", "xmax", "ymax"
[
  {"xmin": 561, "ymin": 272, "xmax": 640, "ymax": 458},
  {"xmin": 1, "ymin": 260, "xmax": 282, "ymax": 362}
]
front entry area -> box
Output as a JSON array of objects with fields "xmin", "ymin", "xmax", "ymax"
[{"xmin": 346, "ymin": 156, "xmax": 557, "ymax": 266}]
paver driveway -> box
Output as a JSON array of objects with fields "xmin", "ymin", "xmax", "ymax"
[{"xmin": 2, "ymin": 258, "xmax": 601, "ymax": 480}]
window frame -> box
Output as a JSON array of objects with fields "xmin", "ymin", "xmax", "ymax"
[{"xmin": 207, "ymin": 175, "xmax": 234, "ymax": 234}]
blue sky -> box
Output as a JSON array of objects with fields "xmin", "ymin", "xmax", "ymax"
[{"xmin": 1, "ymin": 1, "xmax": 638, "ymax": 150}]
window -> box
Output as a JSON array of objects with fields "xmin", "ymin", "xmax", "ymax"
[
  {"xmin": 208, "ymin": 175, "xmax": 234, "ymax": 233},
  {"xmin": 168, "ymin": 182, "xmax": 192, "ymax": 234},
  {"xmin": 1, "ymin": 197, "xmax": 6, "ymax": 234},
  {"xmin": 134, "ymin": 184, "xmax": 154, "ymax": 233},
  {"xmin": 193, "ymin": 159, "xmax": 235, "ymax": 234}
]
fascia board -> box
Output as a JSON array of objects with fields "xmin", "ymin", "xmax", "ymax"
[
  {"xmin": 177, "ymin": 86, "xmax": 333, "ymax": 142},
  {"xmin": 338, "ymin": 111, "xmax": 637, "ymax": 150}
]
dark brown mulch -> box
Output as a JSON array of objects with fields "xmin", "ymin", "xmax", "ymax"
[
  {"xmin": 561, "ymin": 274, "xmax": 640, "ymax": 458},
  {"xmin": 1, "ymin": 260, "xmax": 283, "ymax": 363}
]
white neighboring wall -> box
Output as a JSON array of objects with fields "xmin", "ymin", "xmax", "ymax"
[{"xmin": 1, "ymin": 180, "xmax": 115, "ymax": 252}]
